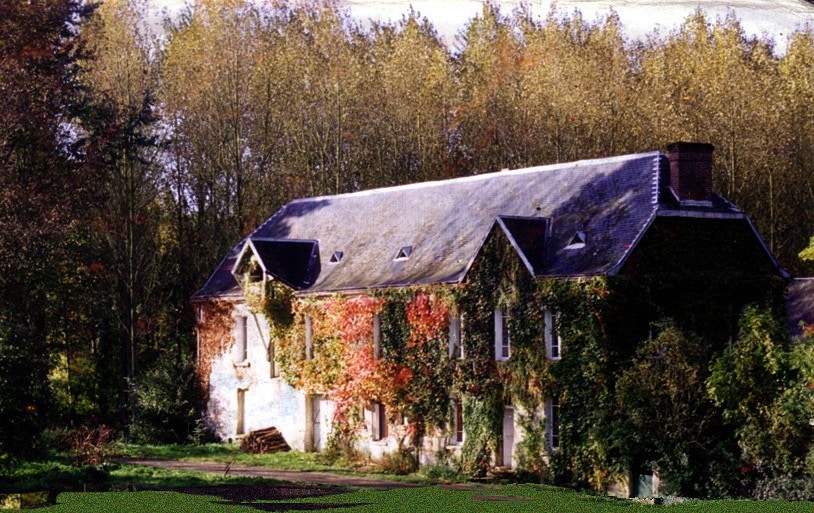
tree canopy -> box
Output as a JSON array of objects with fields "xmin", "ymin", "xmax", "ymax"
[{"xmin": 1, "ymin": 0, "xmax": 813, "ymax": 481}]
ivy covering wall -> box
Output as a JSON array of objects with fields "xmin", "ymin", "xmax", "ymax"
[{"xmin": 232, "ymin": 221, "xmax": 807, "ymax": 497}]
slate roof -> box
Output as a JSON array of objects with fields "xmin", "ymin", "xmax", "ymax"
[
  {"xmin": 193, "ymin": 150, "xmax": 781, "ymax": 300},
  {"xmin": 786, "ymin": 278, "xmax": 814, "ymax": 338}
]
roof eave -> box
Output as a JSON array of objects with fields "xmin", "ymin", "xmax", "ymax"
[
  {"xmin": 606, "ymin": 208, "xmax": 659, "ymax": 276},
  {"xmin": 294, "ymin": 279, "xmax": 465, "ymax": 298}
]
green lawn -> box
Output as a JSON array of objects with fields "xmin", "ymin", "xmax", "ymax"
[
  {"xmin": 114, "ymin": 443, "xmax": 438, "ymax": 482},
  {"xmin": 5, "ymin": 446, "xmax": 813, "ymax": 512},
  {"xmin": 33, "ymin": 484, "xmax": 814, "ymax": 512},
  {"xmin": 115, "ymin": 443, "xmax": 340, "ymax": 472}
]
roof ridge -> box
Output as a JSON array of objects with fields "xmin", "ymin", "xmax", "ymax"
[{"xmin": 285, "ymin": 151, "xmax": 664, "ymax": 205}]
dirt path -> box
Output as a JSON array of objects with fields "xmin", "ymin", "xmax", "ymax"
[{"xmin": 117, "ymin": 458, "xmax": 426, "ymax": 490}]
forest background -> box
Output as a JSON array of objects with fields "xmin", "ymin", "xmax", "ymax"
[{"xmin": 3, "ymin": 0, "xmax": 814, "ymax": 459}]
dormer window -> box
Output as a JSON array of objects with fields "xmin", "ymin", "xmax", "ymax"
[
  {"xmin": 329, "ymin": 251, "xmax": 344, "ymax": 264},
  {"xmin": 394, "ymin": 246, "xmax": 413, "ymax": 261},
  {"xmin": 564, "ymin": 231, "xmax": 586, "ymax": 250}
]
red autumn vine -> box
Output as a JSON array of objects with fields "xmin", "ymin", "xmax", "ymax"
[
  {"xmin": 194, "ymin": 300, "xmax": 236, "ymax": 397},
  {"xmin": 275, "ymin": 291, "xmax": 455, "ymax": 451},
  {"xmin": 405, "ymin": 293, "xmax": 449, "ymax": 348}
]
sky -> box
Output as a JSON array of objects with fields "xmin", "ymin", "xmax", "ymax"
[{"xmin": 148, "ymin": 0, "xmax": 814, "ymax": 54}]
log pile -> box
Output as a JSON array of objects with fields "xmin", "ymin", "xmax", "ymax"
[{"xmin": 240, "ymin": 426, "xmax": 291, "ymax": 454}]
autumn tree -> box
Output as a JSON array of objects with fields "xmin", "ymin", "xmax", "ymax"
[
  {"xmin": 617, "ymin": 325, "xmax": 721, "ymax": 495},
  {"xmin": 455, "ymin": 2, "xmax": 523, "ymax": 172},
  {"xmin": 362, "ymin": 11, "xmax": 456, "ymax": 185},
  {"xmin": 708, "ymin": 307, "xmax": 812, "ymax": 478},
  {"xmin": 517, "ymin": 8, "xmax": 636, "ymax": 164},
  {"xmin": 0, "ymin": 0, "xmax": 93, "ymax": 455},
  {"xmin": 782, "ymin": 30, "xmax": 814, "ymax": 276}
]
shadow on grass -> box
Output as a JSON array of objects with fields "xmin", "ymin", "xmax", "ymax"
[
  {"xmin": 176, "ymin": 483, "xmax": 370, "ymax": 511},
  {"xmin": 211, "ymin": 501, "xmax": 370, "ymax": 511}
]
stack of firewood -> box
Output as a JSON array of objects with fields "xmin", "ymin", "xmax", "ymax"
[{"xmin": 240, "ymin": 426, "xmax": 291, "ymax": 454}]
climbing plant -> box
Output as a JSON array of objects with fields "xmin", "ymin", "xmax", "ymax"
[
  {"xmin": 194, "ymin": 300, "xmax": 236, "ymax": 396},
  {"xmin": 253, "ymin": 225, "xmax": 794, "ymax": 496}
]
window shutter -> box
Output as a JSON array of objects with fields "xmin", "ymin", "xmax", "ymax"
[
  {"xmin": 502, "ymin": 311, "xmax": 511, "ymax": 359},
  {"xmin": 494, "ymin": 308, "xmax": 503, "ymax": 360},
  {"xmin": 305, "ymin": 315, "xmax": 313, "ymax": 360},
  {"xmin": 234, "ymin": 316, "xmax": 247, "ymax": 363},
  {"xmin": 449, "ymin": 307, "xmax": 462, "ymax": 359},
  {"xmin": 371, "ymin": 403, "xmax": 386, "ymax": 441},
  {"xmin": 495, "ymin": 308, "xmax": 510, "ymax": 360},
  {"xmin": 373, "ymin": 314, "xmax": 381, "ymax": 360},
  {"xmin": 545, "ymin": 309, "xmax": 561, "ymax": 360}
]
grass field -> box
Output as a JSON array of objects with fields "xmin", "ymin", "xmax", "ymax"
[
  {"xmin": 115, "ymin": 443, "xmax": 341, "ymax": 472},
  {"xmin": 4, "ymin": 445, "xmax": 813, "ymax": 512},
  {"xmin": 114, "ymin": 443, "xmax": 437, "ymax": 482},
  {"xmin": 34, "ymin": 483, "xmax": 814, "ymax": 512}
]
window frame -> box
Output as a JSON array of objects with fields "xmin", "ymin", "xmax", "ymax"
[
  {"xmin": 448, "ymin": 306, "xmax": 464, "ymax": 360},
  {"xmin": 546, "ymin": 397, "xmax": 560, "ymax": 450},
  {"xmin": 451, "ymin": 398, "xmax": 464, "ymax": 445},
  {"xmin": 305, "ymin": 314, "xmax": 313, "ymax": 360},
  {"xmin": 545, "ymin": 309, "xmax": 562, "ymax": 361},
  {"xmin": 268, "ymin": 337, "xmax": 277, "ymax": 378},
  {"xmin": 234, "ymin": 315, "xmax": 248, "ymax": 363},
  {"xmin": 371, "ymin": 402, "xmax": 387, "ymax": 442},
  {"xmin": 494, "ymin": 307, "xmax": 511, "ymax": 361}
]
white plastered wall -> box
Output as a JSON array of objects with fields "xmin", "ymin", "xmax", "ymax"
[
  {"xmin": 204, "ymin": 302, "xmax": 538, "ymax": 468},
  {"xmin": 205, "ymin": 302, "xmax": 309, "ymax": 449}
]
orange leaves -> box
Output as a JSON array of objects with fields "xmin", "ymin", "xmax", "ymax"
[
  {"xmin": 324, "ymin": 296, "xmax": 383, "ymax": 346},
  {"xmin": 194, "ymin": 300, "xmax": 236, "ymax": 396},
  {"xmin": 285, "ymin": 292, "xmax": 452, "ymax": 437},
  {"xmin": 405, "ymin": 293, "xmax": 449, "ymax": 348}
]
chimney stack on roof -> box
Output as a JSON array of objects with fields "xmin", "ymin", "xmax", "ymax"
[{"xmin": 667, "ymin": 142, "xmax": 714, "ymax": 205}]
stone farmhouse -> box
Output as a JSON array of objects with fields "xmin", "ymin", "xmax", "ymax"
[{"xmin": 192, "ymin": 142, "xmax": 787, "ymax": 488}]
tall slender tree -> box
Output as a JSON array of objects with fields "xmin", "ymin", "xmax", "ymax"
[{"xmin": 0, "ymin": 0, "xmax": 93, "ymax": 454}]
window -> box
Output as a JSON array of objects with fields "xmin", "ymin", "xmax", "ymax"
[
  {"xmin": 546, "ymin": 397, "xmax": 560, "ymax": 450},
  {"xmin": 329, "ymin": 251, "xmax": 343, "ymax": 263},
  {"xmin": 234, "ymin": 315, "xmax": 248, "ymax": 363},
  {"xmin": 371, "ymin": 402, "xmax": 387, "ymax": 441},
  {"xmin": 305, "ymin": 315, "xmax": 313, "ymax": 360},
  {"xmin": 451, "ymin": 399, "xmax": 464, "ymax": 444},
  {"xmin": 394, "ymin": 246, "xmax": 412, "ymax": 261},
  {"xmin": 268, "ymin": 339, "xmax": 277, "ymax": 378},
  {"xmin": 448, "ymin": 306, "xmax": 464, "ymax": 359},
  {"xmin": 236, "ymin": 389, "xmax": 246, "ymax": 436},
  {"xmin": 564, "ymin": 231, "xmax": 586, "ymax": 250},
  {"xmin": 502, "ymin": 406, "xmax": 515, "ymax": 468},
  {"xmin": 494, "ymin": 307, "xmax": 510, "ymax": 361},
  {"xmin": 545, "ymin": 309, "xmax": 562, "ymax": 360},
  {"xmin": 373, "ymin": 314, "xmax": 381, "ymax": 360}
]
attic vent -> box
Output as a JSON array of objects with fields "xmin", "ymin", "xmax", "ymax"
[
  {"xmin": 329, "ymin": 251, "xmax": 344, "ymax": 264},
  {"xmin": 394, "ymin": 246, "xmax": 413, "ymax": 261},
  {"xmin": 565, "ymin": 232, "xmax": 586, "ymax": 250}
]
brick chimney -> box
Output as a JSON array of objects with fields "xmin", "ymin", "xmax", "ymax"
[{"xmin": 666, "ymin": 142, "xmax": 714, "ymax": 205}]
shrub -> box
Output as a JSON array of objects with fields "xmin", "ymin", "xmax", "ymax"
[
  {"xmin": 320, "ymin": 430, "xmax": 360, "ymax": 467},
  {"xmin": 128, "ymin": 349, "xmax": 204, "ymax": 444},
  {"xmin": 0, "ymin": 329, "xmax": 48, "ymax": 460},
  {"xmin": 753, "ymin": 476, "xmax": 814, "ymax": 501},
  {"xmin": 422, "ymin": 452, "xmax": 463, "ymax": 482},
  {"xmin": 377, "ymin": 448, "xmax": 417, "ymax": 475},
  {"xmin": 63, "ymin": 424, "xmax": 115, "ymax": 467},
  {"xmin": 708, "ymin": 307, "xmax": 812, "ymax": 478}
]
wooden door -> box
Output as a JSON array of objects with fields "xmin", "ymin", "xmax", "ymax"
[{"xmin": 501, "ymin": 406, "xmax": 514, "ymax": 468}]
